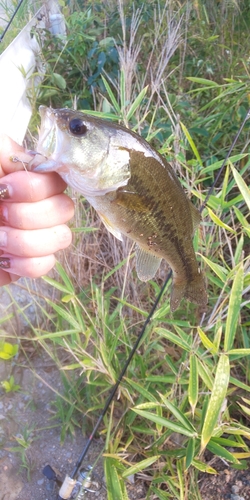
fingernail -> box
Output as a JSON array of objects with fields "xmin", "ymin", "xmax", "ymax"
[
  {"xmin": 0, "ymin": 257, "xmax": 10, "ymax": 269},
  {"xmin": 0, "ymin": 184, "xmax": 10, "ymax": 200},
  {"xmin": 0, "ymin": 230, "xmax": 7, "ymax": 247}
]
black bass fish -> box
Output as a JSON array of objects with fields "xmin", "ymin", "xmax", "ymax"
[{"xmin": 33, "ymin": 106, "xmax": 207, "ymax": 312}]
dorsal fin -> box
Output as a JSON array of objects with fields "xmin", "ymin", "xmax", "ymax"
[{"xmin": 188, "ymin": 200, "xmax": 201, "ymax": 233}]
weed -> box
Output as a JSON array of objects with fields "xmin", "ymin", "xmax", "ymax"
[
  {"xmin": 1, "ymin": 374, "xmax": 20, "ymax": 393},
  {"xmin": 7, "ymin": 425, "xmax": 37, "ymax": 481}
]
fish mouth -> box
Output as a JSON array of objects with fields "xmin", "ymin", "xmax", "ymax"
[{"xmin": 37, "ymin": 106, "xmax": 58, "ymax": 158}]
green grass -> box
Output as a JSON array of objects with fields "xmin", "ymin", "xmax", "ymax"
[{"xmin": 1, "ymin": 0, "xmax": 250, "ymax": 497}]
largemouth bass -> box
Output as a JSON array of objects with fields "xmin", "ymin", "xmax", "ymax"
[{"xmin": 33, "ymin": 106, "xmax": 207, "ymax": 312}]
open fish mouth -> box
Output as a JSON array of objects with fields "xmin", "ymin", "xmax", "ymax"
[
  {"xmin": 37, "ymin": 106, "xmax": 69, "ymax": 160},
  {"xmin": 37, "ymin": 106, "xmax": 58, "ymax": 158},
  {"xmin": 31, "ymin": 107, "xmax": 72, "ymax": 174}
]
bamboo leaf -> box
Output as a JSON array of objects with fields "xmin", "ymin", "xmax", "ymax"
[
  {"xmin": 231, "ymin": 164, "xmax": 250, "ymax": 211},
  {"xmin": 207, "ymin": 440, "xmax": 240, "ymax": 464},
  {"xmin": 192, "ymin": 459, "xmax": 217, "ymax": 474},
  {"xmin": 180, "ymin": 122, "xmax": 202, "ymax": 165},
  {"xmin": 185, "ymin": 438, "xmax": 196, "ymax": 469},
  {"xmin": 207, "ymin": 207, "xmax": 236, "ymax": 234},
  {"xmin": 159, "ymin": 397, "xmax": 196, "ymax": 432},
  {"xmin": 224, "ymin": 264, "xmax": 244, "ymax": 351},
  {"xmin": 201, "ymin": 354, "xmax": 230, "ymax": 451},
  {"xmin": 186, "ymin": 77, "xmax": 219, "ymax": 86},
  {"xmin": 122, "ymin": 456, "xmax": 160, "ymax": 478},
  {"xmin": 126, "ymin": 379, "xmax": 157, "ymax": 403},
  {"xmin": 177, "ymin": 459, "xmax": 185, "ymax": 500},
  {"xmin": 233, "ymin": 207, "xmax": 250, "ymax": 237},
  {"xmin": 132, "ymin": 409, "xmax": 197, "ymax": 438},
  {"xmin": 230, "ymin": 376, "xmax": 250, "ymax": 393},
  {"xmin": 188, "ymin": 354, "xmax": 198, "ymax": 416},
  {"xmin": 104, "ymin": 459, "xmax": 129, "ymax": 500},
  {"xmin": 155, "ymin": 328, "xmax": 191, "ymax": 351},
  {"xmin": 201, "ymin": 256, "xmax": 228, "ymax": 282},
  {"xmin": 197, "ymin": 327, "xmax": 218, "ymax": 355},
  {"xmin": 228, "ymin": 348, "xmax": 250, "ymax": 356},
  {"xmin": 197, "ymin": 359, "xmax": 214, "ymax": 391},
  {"xmin": 238, "ymin": 403, "xmax": 250, "ymax": 417}
]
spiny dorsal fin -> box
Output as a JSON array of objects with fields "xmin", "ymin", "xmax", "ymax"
[
  {"xmin": 136, "ymin": 246, "xmax": 162, "ymax": 281},
  {"xmin": 188, "ymin": 200, "xmax": 201, "ymax": 233}
]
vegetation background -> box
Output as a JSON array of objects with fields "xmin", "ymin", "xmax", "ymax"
[{"xmin": 1, "ymin": 0, "xmax": 250, "ymax": 498}]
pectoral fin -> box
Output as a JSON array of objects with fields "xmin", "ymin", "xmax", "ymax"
[
  {"xmin": 136, "ymin": 246, "xmax": 161, "ymax": 281},
  {"xmin": 114, "ymin": 188, "xmax": 150, "ymax": 212}
]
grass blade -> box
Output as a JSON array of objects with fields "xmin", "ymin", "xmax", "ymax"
[
  {"xmin": 126, "ymin": 86, "xmax": 148, "ymax": 121},
  {"xmin": 101, "ymin": 76, "xmax": 121, "ymax": 114}
]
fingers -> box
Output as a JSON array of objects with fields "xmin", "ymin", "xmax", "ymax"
[
  {"xmin": 0, "ymin": 269, "xmax": 19, "ymax": 286},
  {"xmin": 0, "ymin": 224, "xmax": 72, "ymax": 257},
  {"xmin": 0, "ymin": 135, "xmax": 75, "ymax": 285},
  {"xmin": 0, "ymin": 170, "xmax": 67, "ymax": 202},
  {"xmin": 0, "ymin": 193, "xmax": 75, "ymax": 229},
  {"xmin": 0, "ymin": 254, "xmax": 56, "ymax": 280}
]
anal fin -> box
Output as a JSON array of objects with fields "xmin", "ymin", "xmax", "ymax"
[{"xmin": 136, "ymin": 246, "xmax": 162, "ymax": 281}]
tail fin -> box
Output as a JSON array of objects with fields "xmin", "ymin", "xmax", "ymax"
[{"xmin": 170, "ymin": 271, "xmax": 207, "ymax": 312}]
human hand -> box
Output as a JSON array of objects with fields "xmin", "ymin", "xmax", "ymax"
[{"xmin": 0, "ymin": 135, "xmax": 74, "ymax": 286}]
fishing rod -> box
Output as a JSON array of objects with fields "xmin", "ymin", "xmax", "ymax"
[
  {"xmin": 0, "ymin": 0, "xmax": 26, "ymax": 43},
  {"xmin": 42, "ymin": 108, "xmax": 250, "ymax": 500}
]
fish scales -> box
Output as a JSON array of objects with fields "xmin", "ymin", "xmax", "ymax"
[{"xmin": 32, "ymin": 106, "xmax": 207, "ymax": 312}]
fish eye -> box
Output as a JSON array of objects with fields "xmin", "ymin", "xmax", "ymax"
[{"xmin": 69, "ymin": 118, "xmax": 87, "ymax": 136}]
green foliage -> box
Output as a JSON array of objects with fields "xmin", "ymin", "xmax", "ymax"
[
  {"xmin": 0, "ymin": 340, "xmax": 18, "ymax": 360},
  {"xmin": 1, "ymin": 374, "xmax": 20, "ymax": 393},
  {"xmin": 7, "ymin": 426, "xmax": 36, "ymax": 480}
]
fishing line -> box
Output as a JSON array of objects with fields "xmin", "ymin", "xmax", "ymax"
[
  {"xmin": 45, "ymin": 108, "xmax": 249, "ymax": 499},
  {"xmin": 0, "ymin": 0, "xmax": 26, "ymax": 43}
]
